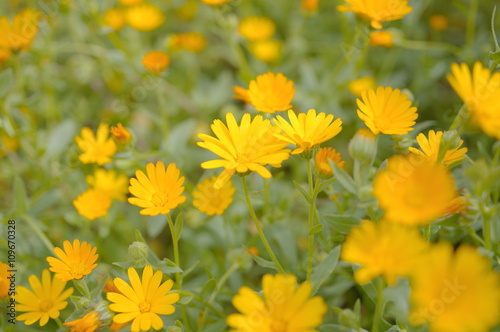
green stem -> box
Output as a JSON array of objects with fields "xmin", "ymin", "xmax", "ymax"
[
  {"xmin": 55, "ymin": 317, "xmax": 63, "ymax": 328},
  {"xmin": 306, "ymin": 158, "xmax": 316, "ymax": 281},
  {"xmin": 371, "ymin": 278, "xmax": 385, "ymax": 332},
  {"xmin": 448, "ymin": 104, "xmax": 468, "ymax": 132},
  {"xmin": 479, "ymin": 204, "xmax": 492, "ymax": 251},
  {"xmin": 73, "ymin": 278, "xmax": 90, "ymax": 298},
  {"xmin": 23, "ymin": 214, "xmax": 54, "ymax": 252},
  {"xmin": 466, "ymin": 0, "xmax": 480, "ymax": 50},
  {"xmin": 399, "ymin": 40, "xmax": 461, "ymax": 54},
  {"xmin": 424, "ymin": 225, "xmax": 432, "ymax": 242},
  {"xmin": 240, "ymin": 176, "xmax": 285, "ymax": 274}
]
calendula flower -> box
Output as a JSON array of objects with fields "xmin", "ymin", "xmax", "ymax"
[
  {"xmin": 118, "ymin": 0, "xmax": 146, "ymax": 5},
  {"xmin": 107, "ymin": 265, "xmax": 180, "ymax": 332},
  {"xmin": 46, "ymin": 239, "xmax": 99, "ymax": 282},
  {"xmin": 0, "ymin": 262, "xmax": 9, "ymax": 298},
  {"xmin": 301, "ymin": 0, "xmax": 319, "ymax": 12},
  {"xmin": 201, "ymin": 0, "xmax": 233, "ymax": 6},
  {"xmin": 63, "ymin": 312, "xmax": 101, "ymax": 332},
  {"xmin": 0, "ymin": 133, "xmax": 19, "ymax": 157},
  {"xmin": 125, "ymin": 3, "xmax": 165, "ymax": 31},
  {"xmin": 274, "ymin": 109, "xmax": 343, "ymax": 155},
  {"xmin": 0, "ymin": 9, "xmax": 40, "ymax": 52},
  {"xmin": 408, "ymin": 130, "xmax": 467, "ymax": 166},
  {"xmin": 369, "ymin": 30, "xmax": 394, "ymax": 47},
  {"xmin": 315, "ymin": 147, "xmax": 345, "ymax": 176},
  {"xmin": 142, "ymin": 50, "xmax": 170, "ymax": 74},
  {"xmin": 247, "ymin": 72, "xmax": 296, "ymax": 114},
  {"xmin": 192, "ymin": 176, "xmax": 236, "ymax": 215},
  {"xmin": 168, "ymin": 32, "xmax": 207, "ymax": 52},
  {"xmin": 238, "ymin": 16, "xmax": 276, "ymax": 41},
  {"xmin": 128, "ymin": 161, "xmax": 187, "ymax": 216},
  {"xmin": 249, "ymin": 39, "xmax": 282, "ymax": 63},
  {"xmin": 409, "ymin": 243, "xmax": 500, "ymax": 332},
  {"xmin": 110, "ymin": 123, "xmax": 132, "ymax": 144},
  {"xmin": 86, "ymin": 169, "xmax": 128, "ymax": 201},
  {"xmin": 357, "ymin": 86, "xmax": 418, "ymax": 135},
  {"xmin": 429, "ymin": 14, "xmax": 448, "ymax": 31},
  {"xmin": 197, "ymin": 113, "xmax": 291, "ymax": 189},
  {"xmin": 227, "ymin": 274, "xmax": 327, "ymax": 331},
  {"xmin": 17, "ymin": 270, "xmax": 74, "ymax": 326},
  {"xmin": 75, "ymin": 123, "xmax": 117, "ymax": 165},
  {"xmin": 348, "ymin": 77, "xmax": 376, "ymax": 97},
  {"xmin": 103, "ymin": 7, "xmax": 126, "ymax": 31},
  {"xmin": 341, "ymin": 220, "xmax": 427, "ymax": 285},
  {"xmin": 233, "ymin": 86, "xmax": 251, "ymax": 104},
  {"xmin": 373, "ymin": 155, "xmax": 458, "ymax": 226},
  {"xmin": 337, "ymin": 0, "xmax": 413, "ymax": 29},
  {"xmin": 73, "ymin": 189, "xmax": 112, "ymax": 220}
]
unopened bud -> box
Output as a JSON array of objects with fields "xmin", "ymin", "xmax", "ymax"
[
  {"xmin": 348, "ymin": 129, "xmax": 376, "ymax": 162},
  {"xmin": 128, "ymin": 241, "xmax": 148, "ymax": 263}
]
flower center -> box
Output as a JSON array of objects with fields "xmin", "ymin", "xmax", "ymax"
[
  {"xmin": 39, "ymin": 300, "xmax": 53, "ymax": 312},
  {"xmin": 69, "ymin": 263, "xmax": 85, "ymax": 277},
  {"xmin": 152, "ymin": 191, "xmax": 168, "ymax": 207},
  {"xmin": 270, "ymin": 320, "xmax": 287, "ymax": 332},
  {"xmin": 139, "ymin": 301, "xmax": 151, "ymax": 313}
]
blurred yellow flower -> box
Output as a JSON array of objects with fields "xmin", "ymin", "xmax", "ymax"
[
  {"xmin": 75, "ymin": 123, "xmax": 117, "ymax": 165},
  {"xmin": 233, "ymin": 85, "xmax": 251, "ymax": 104},
  {"xmin": 197, "ymin": 113, "xmax": 291, "ymax": 188},
  {"xmin": 201, "ymin": 0, "xmax": 233, "ymax": 6},
  {"xmin": 192, "ymin": 176, "xmax": 236, "ymax": 215},
  {"xmin": 247, "ymin": 72, "xmax": 296, "ymax": 114},
  {"xmin": 369, "ymin": 30, "xmax": 394, "ymax": 47},
  {"xmin": 110, "ymin": 123, "xmax": 132, "ymax": 144},
  {"xmin": 125, "ymin": 3, "xmax": 165, "ymax": 31},
  {"xmin": 103, "ymin": 7, "xmax": 126, "ymax": 31},
  {"xmin": 86, "ymin": 169, "xmax": 128, "ymax": 201},
  {"xmin": 0, "ymin": 262, "xmax": 9, "ymax": 298},
  {"xmin": 118, "ymin": 0, "xmax": 146, "ymax": 5},
  {"xmin": 357, "ymin": 86, "xmax": 418, "ymax": 135},
  {"xmin": 17, "ymin": 270, "xmax": 73, "ymax": 326},
  {"xmin": 348, "ymin": 76, "xmax": 376, "ymax": 97},
  {"xmin": 169, "ymin": 32, "xmax": 207, "ymax": 53},
  {"xmin": 341, "ymin": 220, "xmax": 427, "ymax": 285},
  {"xmin": 442, "ymin": 196, "xmax": 467, "ymax": 217},
  {"xmin": 63, "ymin": 312, "xmax": 101, "ymax": 332},
  {"xmin": 107, "ymin": 266, "xmax": 180, "ymax": 332},
  {"xmin": 315, "ymin": 147, "xmax": 345, "ymax": 176},
  {"xmin": 73, "ymin": 189, "xmax": 112, "ymax": 220},
  {"xmin": 238, "ymin": 16, "xmax": 276, "ymax": 41},
  {"xmin": 142, "ymin": 50, "xmax": 170, "ymax": 74},
  {"xmin": 373, "ymin": 155, "xmax": 457, "ymax": 226},
  {"xmin": 274, "ymin": 109, "xmax": 343, "ymax": 155},
  {"xmin": 128, "ymin": 161, "xmax": 187, "ymax": 216},
  {"xmin": 0, "ymin": 9, "xmax": 40, "ymax": 52},
  {"xmin": 46, "ymin": 239, "xmax": 99, "ymax": 281},
  {"xmin": 429, "ymin": 14, "xmax": 448, "ymax": 31},
  {"xmin": 301, "ymin": 0, "xmax": 319, "ymax": 12},
  {"xmin": 337, "ymin": 0, "xmax": 413, "ymax": 29},
  {"xmin": 0, "ymin": 133, "xmax": 19, "ymax": 157},
  {"xmin": 410, "ymin": 243, "xmax": 500, "ymax": 332},
  {"xmin": 408, "ymin": 130, "xmax": 467, "ymax": 166},
  {"xmin": 249, "ymin": 39, "xmax": 281, "ymax": 63},
  {"xmin": 227, "ymin": 274, "xmax": 327, "ymax": 331}
]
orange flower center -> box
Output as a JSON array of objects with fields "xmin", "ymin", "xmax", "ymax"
[
  {"xmin": 39, "ymin": 300, "xmax": 53, "ymax": 312},
  {"xmin": 139, "ymin": 301, "xmax": 151, "ymax": 313},
  {"xmin": 152, "ymin": 191, "xmax": 168, "ymax": 207},
  {"xmin": 271, "ymin": 320, "xmax": 287, "ymax": 332},
  {"xmin": 69, "ymin": 263, "xmax": 85, "ymax": 277}
]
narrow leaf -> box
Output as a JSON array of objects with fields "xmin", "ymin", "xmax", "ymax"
[
  {"xmin": 293, "ymin": 180, "xmax": 312, "ymax": 203},
  {"xmin": 329, "ymin": 160, "xmax": 358, "ymax": 194},
  {"xmin": 311, "ymin": 246, "xmax": 341, "ymax": 295}
]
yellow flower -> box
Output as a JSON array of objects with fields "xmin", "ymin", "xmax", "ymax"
[
  {"xmin": 238, "ymin": 16, "xmax": 276, "ymax": 41},
  {"xmin": 315, "ymin": 147, "xmax": 345, "ymax": 176},
  {"xmin": 118, "ymin": 0, "xmax": 146, "ymax": 5},
  {"xmin": 0, "ymin": 133, "xmax": 19, "ymax": 157},
  {"xmin": 0, "ymin": 9, "xmax": 41, "ymax": 52},
  {"xmin": 249, "ymin": 39, "xmax": 282, "ymax": 63},
  {"xmin": 373, "ymin": 155, "xmax": 458, "ymax": 226},
  {"xmin": 73, "ymin": 189, "xmax": 112, "ymax": 220},
  {"xmin": 348, "ymin": 76, "xmax": 376, "ymax": 97},
  {"xmin": 408, "ymin": 130, "xmax": 467, "ymax": 166},
  {"xmin": 341, "ymin": 220, "xmax": 427, "ymax": 285},
  {"xmin": 197, "ymin": 113, "xmax": 291, "ymax": 189},
  {"xmin": 17, "ymin": 270, "xmax": 74, "ymax": 326},
  {"xmin": 369, "ymin": 30, "xmax": 394, "ymax": 47},
  {"xmin": 128, "ymin": 161, "xmax": 187, "ymax": 216},
  {"xmin": 274, "ymin": 109, "xmax": 343, "ymax": 155},
  {"xmin": 337, "ymin": 0, "xmax": 413, "ymax": 29},
  {"xmin": 125, "ymin": 3, "xmax": 165, "ymax": 31},
  {"xmin": 103, "ymin": 7, "xmax": 126, "ymax": 31},
  {"xmin": 192, "ymin": 176, "xmax": 236, "ymax": 215},
  {"xmin": 409, "ymin": 243, "xmax": 500, "ymax": 332},
  {"xmin": 201, "ymin": 0, "xmax": 233, "ymax": 6},
  {"xmin": 63, "ymin": 311, "xmax": 101, "ymax": 332},
  {"xmin": 86, "ymin": 169, "xmax": 128, "ymax": 201},
  {"xmin": 301, "ymin": 0, "xmax": 319, "ymax": 12},
  {"xmin": 75, "ymin": 123, "xmax": 117, "ymax": 165},
  {"xmin": 429, "ymin": 14, "xmax": 448, "ymax": 31},
  {"xmin": 46, "ymin": 239, "xmax": 99, "ymax": 282},
  {"xmin": 142, "ymin": 50, "xmax": 170, "ymax": 74},
  {"xmin": 168, "ymin": 32, "xmax": 207, "ymax": 52},
  {"xmin": 233, "ymin": 86, "xmax": 251, "ymax": 104},
  {"xmin": 107, "ymin": 265, "xmax": 180, "ymax": 332},
  {"xmin": 356, "ymin": 86, "xmax": 418, "ymax": 135},
  {"xmin": 111, "ymin": 123, "xmax": 132, "ymax": 144},
  {"xmin": 227, "ymin": 274, "xmax": 327, "ymax": 331},
  {"xmin": 247, "ymin": 72, "xmax": 296, "ymax": 114},
  {"xmin": 442, "ymin": 196, "xmax": 468, "ymax": 217},
  {"xmin": 0, "ymin": 262, "xmax": 9, "ymax": 298}
]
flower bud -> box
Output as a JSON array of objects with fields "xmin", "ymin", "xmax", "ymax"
[
  {"xmin": 348, "ymin": 129, "xmax": 376, "ymax": 162},
  {"xmin": 128, "ymin": 241, "xmax": 149, "ymax": 263}
]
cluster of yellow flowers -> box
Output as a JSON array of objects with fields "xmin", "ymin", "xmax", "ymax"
[
  {"xmin": 0, "ymin": 8, "xmax": 40, "ymax": 64},
  {"xmin": 103, "ymin": 0, "xmax": 165, "ymax": 32},
  {"xmin": 238, "ymin": 16, "xmax": 282, "ymax": 63}
]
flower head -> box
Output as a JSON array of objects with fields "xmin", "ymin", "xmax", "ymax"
[
  {"xmin": 193, "ymin": 176, "xmax": 236, "ymax": 215},
  {"xmin": 63, "ymin": 311, "xmax": 101, "ymax": 332},
  {"xmin": 249, "ymin": 39, "xmax": 282, "ymax": 63},
  {"xmin": 118, "ymin": 0, "xmax": 146, "ymax": 5},
  {"xmin": 301, "ymin": 0, "xmax": 319, "ymax": 12},
  {"xmin": 0, "ymin": 262, "xmax": 9, "ymax": 298},
  {"xmin": 111, "ymin": 123, "xmax": 132, "ymax": 144},
  {"xmin": 128, "ymin": 161, "xmax": 187, "ymax": 216},
  {"xmin": 46, "ymin": 239, "xmax": 98, "ymax": 282},
  {"xmin": 86, "ymin": 169, "xmax": 129, "ymax": 201},
  {"xmin": 337, "ymin": 0, "xmax": 413, "ymax": 29},
  {"xmin": 408, "ymin": 130, "xmax": 467, "ymax": 166},
  {"xmin": 410, "ymin": 243, "xmax": 500, "ymax": 332},
  {"xmin": 274, "ymin": 109, "xmax": 343, "ymax": 155},
  {"xmin": 0, "ymin": 9, "xmax": 41, "ymax": 52},
  {"xmin": 201, "ymin": 0, "xmax": 233, "ymax": 5},
  {"xmin": 247, "ymin": 72, "xmax": 296, "ymax": 114},
  {"xmin": 341, "ymin": 220, "xmax": 427, "ymax": 285},
  {"xmin": 103, "ymin": 7, "xmax": 126, "ymax": 31},
  {"xmin": 73, "ymin": 189, "xmax": 112, "ymax": 220},
  {"xmin": 356, "ymin": 86, "xmax": 418, "ymax": 135},
  {"xmin": 227, "ymin": 274, "xmax": 327, "ymax": 331},
  {"xmin": 429, "ymin": 14, "xmax": 448, "ymax": 31},
  {"xmin": 125, "ymin": 3, "xmax": 165, "ymax": 31},
  {"xmin": 233, "ymin": 86, "xmax": 251, "ymax": 104},
  {"xmin": 107, "ymin": 265, "xmax": 180, "ymax": 332},
  {"xmin": 373, "ymin": 154, "xmax": 458, "ymax": 226},
  {"xmin": 197, "ymin": 113, "xmax": 291, "ymax": 189},
  {"xmin": 168, "ymin": 32, "xmax": 207, "ymax": 53},
  {"xmin": 348, "ymin": 77, "xmax": 376, "ymax": 97},
  {"xmin": 142, "ymin": 51, "xmax": 170, "ymax": 74},
  {"xmin": 369, "ymin": 30, "xmax": 395, "ymax": 47},
  {"xmin": 75, "ymin": 123, "xmax": 117, "ymax": 165},
  {"xmin": 238, "ymin": 16, "xmax": 276, "ymax": 41},
  {"xmin": 315, "ymin": 147, "xmax": 345, "ymax": 176},
  {"xmin": 17, "ymin": 269, "xmax": 73, "ymax": 326}
]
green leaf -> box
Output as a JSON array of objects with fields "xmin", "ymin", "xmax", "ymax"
[
  {"xmin": 317, "ymin": 177, "xmax": 336, "ymax": 193},
  {"xmin": 309, "ymin": 223, "xmax": 323, "ymax": 235},
  {"xmin": 45, "ymin": 119, "xmax": 76, "ymax": 157},
  {"xmin": 174, "ymin": 213, "xmax": 183, "ymax": 242},
  {"xmin": 200, "ymin": 278, "xmax": 217, "ymax": 299},
  {"xmin": 293, "ymin": 180, "xmax": 311, "ymax": 203},
  {"xmin": 156, "ymin": 258, "xmax": 183, "ymax": 274},
  {"xmin": 0, "ymin": 68, "xmax": 14, "ymax": 98},
  {"xmin": 323, "ymin": 215, "xmax": 361, "ymax": 234},
  {"xmin": 243, "ymin": 245, "xmax": 277, "ymax": 271},
  {"xmin": 177, "ymin": 294, "xmax": 193, "ymax": 305},
  {"xmin": 329, "ymin": 160, "xmax": 358, "ymax": 194},
  {"xmin": 135, "ymin": 229, "xmax": 146, "ymax": 243},
  {"xmin": 311, "ymin": 246, "xmax": 341, "ymax": 295},
  {"xmin": 203, "ymin": 320, "xmax": 227, "ymax": 332},
  {"xmin": 13, "ymin": 176, "xmax": 28, "ymax": 214}
]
